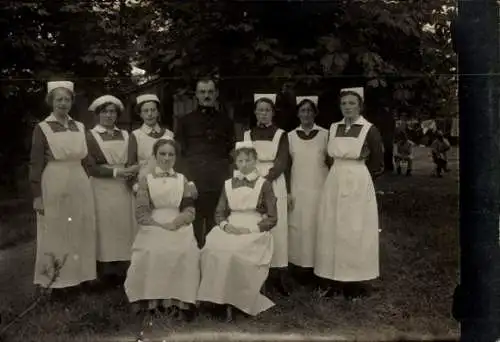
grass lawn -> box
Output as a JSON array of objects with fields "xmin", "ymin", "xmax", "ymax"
[{"xmin": 0, "ymin": 147, "xmax": 459, "ymax": 342}]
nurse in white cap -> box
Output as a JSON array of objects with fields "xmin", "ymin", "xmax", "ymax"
[
  {"xmin": 287, "ymin": 95, "xmax": 329, "ymax": 286},
  {"xmin": 243, "ymin": 93, "xmax": 291, "ymax": 296},
  {"xmin": 315, "ymin": 87, "xmax": 384, "ymax": 300},
  {"xmin": 86, "ymin": 95, "xmax": 140, "ymax": 286},
  {"xmin": 29, "ymin": 80, "xmax": 97, "ymax": 295},
  {"xmin": 127, "ymin": 94, "xmax": 174, "ymax": 185}
]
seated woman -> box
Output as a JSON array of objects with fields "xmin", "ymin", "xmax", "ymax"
[
  {"xmin": 197, "ymin": 141, "xmax": 277, "ymax": 321},
  {"xmin": 124, "ymin": 139, "xmax": 199, "ymax": 321}
]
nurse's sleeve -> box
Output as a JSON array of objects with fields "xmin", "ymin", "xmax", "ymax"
[
  {"xmin": 257, "ymin": 180, "xmax": 278, "ymax": 232},
  {"xmin": 214, "ymin": 187, "xmax": 231, "ymax": 227},
  {"xmin": 172, "ymin": 177, "xmax": 196, "ymax": 229},
  {"xmin": 267, "ymin": 134, "xmax": 291, "ymax": 192},
  {"xmin": 326, "ymin": 126, "xmax": 335, "ymax": 168},
  {"xmin": 135, "ymin": 176, "xmax": 159, "ymax": 226},
  {"xmin": 366, "ymin": 126, "xmax": 384, "ymax": 179},
  {"xmin": 29, "ymin": 125, "xmax": 48, "ymax": 199},
  {"xmin": 84, "ymin": 131, "xmax": 114, "ymax": 178},
  {"xmin": 127, "ymin": 132, "xmax": 138, "ymax": 167}
]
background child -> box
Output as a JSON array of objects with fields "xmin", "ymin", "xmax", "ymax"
[
  {"xmin": 430, "ymin": 130, "xmax": 451, "ymax": 177},
  {"xmin": 394, "ymin": 132, "xmax": 414, "ymax": 176}
]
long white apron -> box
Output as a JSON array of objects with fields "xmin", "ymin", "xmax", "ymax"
[
  {"xmin": 34, "ymin": 120, "xmax": 96, "ymax": 288},
  {"xmin": 288, "ymin": 128, "xmax": 329, "ymax": 268},
  {"xmin": 90, "ymin": 129, "xmax": 135, "ymax": 262},
  {"xmin": 124, "ymin": 173, "xmax": 200, "ymax": 305},
  {"xmin": 197, "ymin": 177, "xmax": 274, "ymax": 316},
  {"xmin": 244, "ymin": 129, "xmax": 288, "ymax": 268},
  {"xmin": 133, "ymin": 128, "xmax": 174, "ymax": 166},
  {"xmin": 130, "ymin": 128, "xmax": 174, "ymax": 233},
  {"xmin": 314, "ymin": 120, "xmax": 379, "ymax": 281}
]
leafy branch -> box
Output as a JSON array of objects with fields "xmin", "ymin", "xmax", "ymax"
[{"xmin": 0, "ymin": 253, "xmax": 67, "ymax": 338}]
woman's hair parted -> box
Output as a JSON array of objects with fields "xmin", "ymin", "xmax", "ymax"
[
  {"xmin": 135, "ymin": 100, "xmax": 160, "ymax": 116},
  {"xmin": 296, "ymin": 99, "xmax": 318, "ymax": 114},
  {"xmin": 254, "ymin": 98, "xmax": 276, "ymax": 113},
  {"xmin": 45, "ymin": 88, "xmax": 75, "ymax": 107},
  {"xmin": 232, "ymin": 147, "xmax": 258, "ymax": 161},
  {"xmin": 94, "ymin": 102, "xmax": 123, "ymax": 117},
  {"xmin": 152, "ymin": 139, "xmax": 180, "ymax": 158},
  {"xmin": 339, "ymin": 90, "xmax": 364, "ymax": 112}
]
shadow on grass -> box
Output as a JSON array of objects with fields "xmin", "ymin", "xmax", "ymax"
[{"xmin": 0, "ymin": 201, "xmax": 35, "ymax": 250}]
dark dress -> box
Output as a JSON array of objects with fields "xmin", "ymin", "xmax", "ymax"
[{"xmin": 174, "ymin": 106, "xmax": 235, "ymax": 247}]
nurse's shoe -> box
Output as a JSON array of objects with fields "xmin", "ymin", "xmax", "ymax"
[
  {"xmin": 178, "ymin": 309, "xmax": 196, "ymax": 322},
  {"xmin": 274, "ymin": 281, "xmax": 291, "ymax": 297},
  {"xmin": 343, "ymin": 283, "xmax": 370, "ymax": 300},
  {"xmin": 324, "ymin": 282, "xmax": 344, "ymax": 298}
]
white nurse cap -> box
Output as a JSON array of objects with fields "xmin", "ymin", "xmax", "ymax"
[
  {"xmin": 235, "ymin": 140, "xmax": 255, "ymax": 151},
  {"xmin": 341, "ymin": 87, "xmax": 364, "ymax": 100},
  {"xmin": 136, "ymin": 94, "xmax": 160, "ymax": 106},
  {"xmin": 296, "ymin": 95, "xmax": 319, "ymax": 106},
  {"xmin": 47, "ymin": 81, "xmax": 74, "ymax": 94},
  {"xmin": 254, "ymin": 93, "xmax": 276, "ymax": 104},
  {"xmin": 88, "ymin": 95, "xmax": 124, "ymax": 112}
]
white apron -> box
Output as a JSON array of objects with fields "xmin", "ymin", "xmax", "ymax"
[
  {"xmin": 197, "ymin": 177, "xmax": 274, "ymax": 316},
  {"xmin": 124, "ymin": 173, "xmax": 200, "ymax": 305},
  {"xmin": 132, "ymin": 128, "xmax": 174, "ymax": 168},
  {"xmin": 244, "ymin": 129, "xmax": 288, "ymax": 268},
  {"xmin": 314, "ymin": 118, "xmax": 379, "ymax": 281},
  {"xmin": 34, "ymin": 120, "xmax": 96, "ymax": 288},
  {"xmin": 288, "ymin": 127, "xmax": 329, "ymax": 268},
  {"xmin": 130, "ymin": 128, "xmax": 174, "ymax": 232},
  {"xmin": 90, "ymin": 128, "xmax": 135, "ymax": 262}
]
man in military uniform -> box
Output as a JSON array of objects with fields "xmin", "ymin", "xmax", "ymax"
[{"xmin": 175, "ymin": 78, "xmax": 235, "ymax": 248}]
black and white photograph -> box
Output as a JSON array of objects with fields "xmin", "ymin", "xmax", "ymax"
[{"xmin": 1, "ymin": 0, "xmax": 497, "ymax": 341}]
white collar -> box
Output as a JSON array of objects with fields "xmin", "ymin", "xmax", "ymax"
[
  {"xmin": 140, "ymin": 123, "xmax": 162, "ymax": 134},
  {"xmin": 45, "ymin": 113, "xmax": 74, "ymax": 123},
  {"xmin": 93, "ymin": 124, "xmax": 120, "ymax": 133},
  {"xmin": 341, "ymin": 115, "xmax": 366, "ymax": 126},
  {"xmin": 257, "ymin": 122, "xmax": 273, "ymax": 128},
  {"xmin": 233, "ymin": 169, "xmax": 259, "ymax": 182},
  {"xmin": 154, "ymin": 166, "xmax": 176, "ymax": 176},
  {"xmin": 297, "ymin": 124, "xmax": 319, "ymax": 132}
]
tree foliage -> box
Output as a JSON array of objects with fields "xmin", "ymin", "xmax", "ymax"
[
  {"xmin": 138, "ymin": 0, "xmax": 456, "ymax": 118},
  {"xmin": 0, "ymin": 0, "xmax": 140, "ymax": 191},
  {"xmin": 0, "ymin": 0, "xmax": 457, "ymax": 193}
]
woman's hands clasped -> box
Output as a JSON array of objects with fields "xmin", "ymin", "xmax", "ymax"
[
  {"xmin": 160, "ymin": 222, "xmax": 180, "ymax": 231},
  {"xmin": 33, "ymin": 196, "xmax": 44, "ymax": 215},
  {"xmin": 116, "ymin": 165, "xmax": 141, "ymax": 180},
  {"xmin": 224, "ymin": 224, "xmax": 251, "ymax": 235}
]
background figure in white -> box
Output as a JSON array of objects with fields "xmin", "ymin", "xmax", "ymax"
[
  {"xmin": 315, "ymin": 87, "xmax": 384, "ymax": 300},
  {"xmin": 197, "ymin": 141, "xmax": 277, "ymax": 321},
  {"xmin": 86, "ymin": 95, "xmax": 140, "ymax": 287},
  {"xmin": 124, "ymin": 139, "xmax": 199, "ymax": 322},
  {"xmin": 287, "ymin": 96, "xmax": 329, "ymax": 287},
  {"xmin": 243, "ymin": 93, "xmax": 291, "ymax": 296},
  {"xmin": 29, "ymin": 81, "xmax": 96, "ymax": 295}
]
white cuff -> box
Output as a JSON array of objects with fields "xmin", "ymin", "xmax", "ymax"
[
  {"xmin": 113, "ymin": 169, "xmax": 118, "ymax": 178},
  {"xmin": 220, "ymin": 221, "xmax": 229, "ymax": 230},
  {"xmin": 132, "ymin": 183, "xmax": 139, "ymax": 193}
]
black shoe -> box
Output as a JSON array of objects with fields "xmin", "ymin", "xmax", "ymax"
[
  {"xmin": 274, "ymin": 281, "xmax": 290, "ymax": 297},
  {"xmin": 343, "ymin": 283, "xmax": 369, "ymax": 300},
  {"xmin": 225, "ymin": 305, "xmax": 234, "ymax": 322},
  {"xmin": 179, "ymin": 309, "xmax": 196, "ymax": 322}
]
